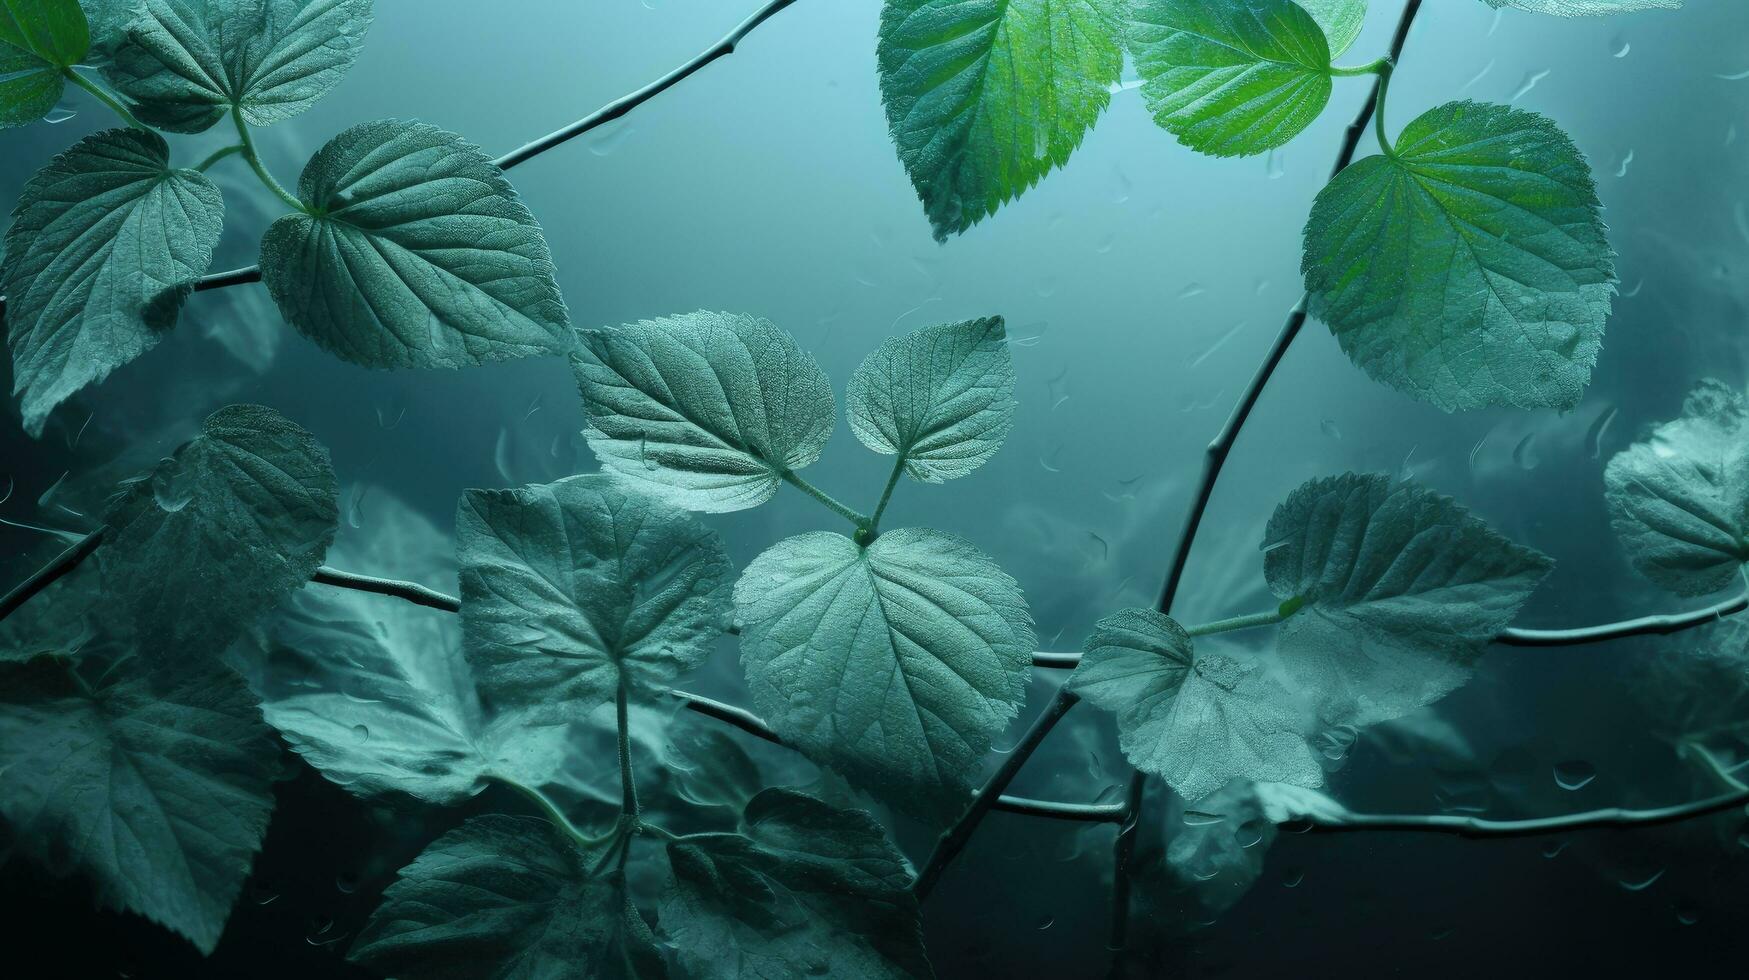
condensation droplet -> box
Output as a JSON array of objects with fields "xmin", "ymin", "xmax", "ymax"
[
  {"xmin": 1320, "ymin": 418, "xmax": 1342, "ymax": 440},
  {"xmin": 1618, "ymin": 869, "xmax": 1664, "ymax": 892},
  {"xmin": 1512, "ymin": 433, "xmax": 1540, "ymax": 471},
  {"xmin": 43, "ymin": 103, "xmax": 76, "ymax": 124},
  {"xmin": 351, "ymin": 724, "xmax": 370, "ymax": 744},
  {"xmin": 1553, "ymin": 760, "xmax": 1596, "ymax": 791}
]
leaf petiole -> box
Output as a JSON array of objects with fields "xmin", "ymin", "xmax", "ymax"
[
  {"xmin": 194, "ymin": 143, "xmax": 246, "ymax": 173},
  {"xmin": 867, "ymin": 457, "xmax": 906, "ymax": 535},
  {"xmin": 62, "ymin": 69, "xmax": 147, "ymax": 130},
  {"xmin": 495, "ymin": 775, "xmax": 614, "ymax": 850},
  {"xmin": 232, "ymin": 108, "xmax": 305, "ymax": 212},
  {"xmin": 780, "ymin": 469, "xmax": 872, "ymax": 530},
  {"xmin": 1184, "ymin": 605, "xmax": 1297, "ymax": 638},
  {"xmin": 1329, "ymin": 57, "xmax": 1388, "ymax": 78}
]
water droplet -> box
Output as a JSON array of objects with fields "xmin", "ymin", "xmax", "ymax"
[
  {"xmin": 151, "ymin": 458, "xmax": 195, "ymax": 512},
  {"xmin": 1460, "ymin": 59, "xmax": 1494, "ymax": 94},
  {"xmin": 1234, "ymin": 820, "xmax": 1265, "ymax": 848},
  {"xmin": 1674, "ymin": 900, "xmax": 1700, "ymax": 925},
  {"xmin": 1512, "ymin": 433, "xmax": 1540, "ymax": 471},
  {"xmin": 42, "ymin": 103, "xmax": 76, "ymax": 124},
  {"xmin": 1510, "ymin": 69, "xmax": 1551, "ymax": 103},
  {"xmin": 1587, "ymin": 405, "xmax": 1618, "ymax": 459},
  {"xmin": 1611, "ymin": 36, "xmax": 1631, "ymax": 58},
  {"xmin": 351, "ymin": 724, "xmax": 370, "ymax": 744},
  {"xmin": 1618, "ymin": 869, "xmax": 1664, "ymax": 892},
  {"xmin": 1265, "ymin": 147, "xmax": 1286, "ymax": 180},
  {"xmin": 1614, "ymin": 149, "xmax": 1635, "ymax": 178},
  {"xmin": 1035, "ymin": 915, "xmax": 1054, "ymax": 930},
  {"xmin": 1181, "ymin": 809, "xmax": 1225, "ymax": 827},
  {"xmin": 1553, "ymin": 760, "xmax": 1596, "ymax": 791},
  {"xmin": 1177, "ymin": 282, "xmax": 1206, "ymax": 300},
  {"xmin": 1282, "ymin": 868, "xmax": 1304, "ymax": 888},
  {"xmin": 335, "ymin": 872, "xmax": 358, "ymax": 894},
  {"xmin": 1320, "ymin": 418, "xmax": 1342, "ymax": 440},
  {"xmin": 1541, "ymin": 839, "xmax": 1568, "ymax": 859},
  {"xmin": 586, "ymin": 119, "xmax": 636, "ymax": 157}
]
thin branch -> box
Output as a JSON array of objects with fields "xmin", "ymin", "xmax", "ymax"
[
  {"xmin": 493, "ymin": 0, "xmax": 802, "ymax": 171},
  {"xmin": 0, "ymin": 527, "xmax": 106, "ymax": 623},
  {"xmin": 0, "ymin": 0, "xmax": 809, "ymax": 322},
  {"xmin": 912, "ymin": 687, "xmax": 1083, "ymax": 899},
  {"xmin": 1296, "ymin": 788, "xmax": 1749, "ymax": 839},
  {"xmin": 309, "ymin": 566, "xmax": 461, "ymax": 612},
  {"xmin": 1497, "ymin": 590, "xmax": 1749, "ymax": 646}
]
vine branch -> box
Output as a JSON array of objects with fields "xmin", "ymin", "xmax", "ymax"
[{"xmin": 0, "ymin": 0, "xmax": 809, "ymax": 321}]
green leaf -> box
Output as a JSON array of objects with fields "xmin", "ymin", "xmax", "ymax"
[
  {"xmin": 2, "ymin": 127, "xmax": 224, "ymax": 436},
  {"xmin": 1483, "ymin": 0, "xmax": 1680, "ymax": 16},
  {"xmin": 1263, "ymin": 473, "xmax": 1552, "ymax": 725},
  {"xmin": 102, "ymin": 0, "xmax": 373, "ymax": 132},
  {"xmin": 232, "ymin": 489, "xmax": 569, "ymax": 803},
  {"xmin": 0, "ymin": 0, "xmax": 87, "ymax": 127},
  {"xmin": 1603, "ymin": 380, "xmax": 1749, "ymax": 597},
  {"xmin": 734, "ymin": 527, "xmax": 1034, "ymax": 816},
  {"xmin": 847, "ymin": 316, "xmax": 1017, "ymax": 483},
  {"xmin": 458, "ymin": 475, "xmax": 732, "ymax": 724},
  {"xmin": 78, "ymin": 0, "xmax": 130, "ymax": 55},
  {"xmin": 351, "ymin": 815, "xmax": 666, "ymax": 980},
  {"xmin": 259, "ymin": 119, "xmax": 571, "ymax": 369},
  {"xmin": 661, "ymin": 789, "xmax": 932, "ymax": 980},
  {"xmin": 1296, "ymin": 0, "xmax": 1365, "ymax": 55},
  {"xmin": 1068, "ymin": 607, "xmax": 1320, "ymax": 801},
  {"xmin": 877, "ymin": 0, "xmax": 1124, "ymax": 240},
  {"xmin": 0, "ymin": 651, "xmax": 278, "ymax": 954},
  {"xmin": 1128, "ymin": 0, "xmax": 1333, "ymax": 157},
  {"xmin": 1302, "ymin": 100, "xmax": 1616, "ymax": 411},
  {"xmin": 572, "ymin": 312, "xmax": 837, "ymax": 513},
  {"xmin": 100, "ymin": 403, "xmax": 339, "ymax": 664}
]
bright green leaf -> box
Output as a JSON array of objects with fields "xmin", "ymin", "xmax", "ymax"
[
  {"xmin": 458, "ymin": 475, "xmax": 732, "ymax": 724},
  {"xmin": 1068, "ymin": 607, "xmax": 1320, "ymax": 801},
  {"xmin": 0, "ymin": 651, "xmax": 278, "ymax": 954},
  {"xmin": 571, "ymin": 312, "xmax": 837, "ymax": 513},
  {"xmin": 661, "ymin": 789, "xmax": 932, "ymax": 980},
  {"xmin": 1263, "ymin": 472, "xmax": 1552, "ymax": 726},
  {"xmin": 1303, "ymin": 100, "xmax": 1616, "ymax": 411},
  {"xmin": 102, "ymin": 0, "xmax": 373, "ymax": 132},
  {"xmin": 259, "ymin": 119, "xmax": 571, "ymax": 369},
  {"xmin": 0, "ymin": 0, "xmax": 87, "ymax": 127},
  {"xmin": 1483, "ymin": 0, "xmax": 1679, "ymax": 16},
  {"xmin": 350, "ymin": 815, "xmax": 666, "ymax": 980},
  {"xmin": 734, "ymin": 527, "xmax": 1034, "ymax": 817},
  {"xmin": 100, "ymin": 403, "xmax": 338, "ymax": 664},
  {"xmin": 1296, "ymin": 0, "xmax": 1366, "ymax": 55},
  {"xmin": 1128, "ymin": 0, "xmax": 1333, "ymax": 157},
  {"xmin": 78, "ymin": 0, "xmax": 129, "ymax": 55},
  {"xmin": 1604, "ymin": 380, "xmax": 1749, "ymax": 597},
  {"xmin": 877, "ymin": 0, "xmax": 1124, "ymax": 240},
  {"xmin": 2, "ymin": 127, "xmax": 223, "ymax": 436},
  {"xmin": 847, "ymin": 316, "xmax": 1017, "ymax": 483}
]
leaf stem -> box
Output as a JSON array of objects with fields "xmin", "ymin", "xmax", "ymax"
[
  {"xmin": 0, "ymin": 527, "xmax": 107, "ymax": 624},
  {"xmin": 780, "ymin": 469, "xmax": 871, "ymax": 529},
  {"xmin": 867, "ymin": 457, "xmax": 906, "ymax": 533},
  {"xmin": 310, "ymin": 565, "xmax": 462, "ymax": 611},
  {"xmin": 1372, "ymin": 59, "xmax": 1397, "ymax": 157},
  {"xmin": 232, "ymin": 107, "xmax": 304, "ymax": 212},
  {"xmin": 1185, "ymin": 607, "xmax": 1290, "ymax": 637},
  {"xmin": 616, "ymin": 675, "xmax": 639, "ymax": 821},
  {"xmin": 1682, "ymin": 742, "xmax": 1749, "ymax": 792},
  {"xmin": 63, "ymin": 68, "xmax": 146, "ymax": 130},
  {"xmin": 1329, "ymin": 57, "xmax": 1388, "ymax": 78},
  {"xmin": 194, "ymin": 143, "xmax": 245, "ymax": 173},
  {"xmin": 496, "ymin": 776, "xmax": 608, "ymax": 849},
  {"xmin": 1297, "ymin": 789, "xmax": 1749, "ymax": 838}
]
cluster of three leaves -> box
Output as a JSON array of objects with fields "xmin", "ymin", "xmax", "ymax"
[
  {"xmin": 879, "ymin": 0, "xmax": 1621, "ymax": 413},
  {"xmin": 2, "ymin": 0, "xmax": 570, "ymax": 435}
]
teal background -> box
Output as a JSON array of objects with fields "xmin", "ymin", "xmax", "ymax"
[{"xmin": 4, "ymin": 0, "xmax": 1749, "ymax": 975}]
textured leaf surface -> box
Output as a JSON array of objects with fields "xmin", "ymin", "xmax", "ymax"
[
  {"xmin": 1069, "ymin": 608, "xmax": 1320, "ymax": 801},
  {"xmin": 351, "ymin": 815, "xmax": 665, "ymax": 980},
  {"xmin": 1604, "ymin": 380, "xmax": 1749, "ymax": 597},
  {"xmin": 848, "ymin": 316, "xmax": 1016, "ymax": 483},
  {"xmin": 1295, "ymin": 0, "xmax": 1366, "ymax": 55},
  {"xmin": 0, "ymin": 652, "xmax": 278, "ymax": 953},
  {"xmin": 877, "ymin": 0, "xmax": 1124, "ymax": 240},
  {"xmin": 1129, "ymin": 0, "xmax": 1333, "ymax": 157},
  {"xmin": 1303, "ymin": 100, "xmax": 1616, "ymax": 411},
  {"xmin": 234, "ymin": 490, "xmax": 565, "ymax": 802},
  {"xmin": 1483, "ymin": 0, "xmax": 1679, "ymax": 15},
  {"xmin": 661, "ymin": 789, "xmax": 932, "ymax": 980},
  {"xmin": 734, "ymin": 527, "xmax": 1033, "ymax": 815},
  {"xmin": 100, "ymin": 404, "xmax": 338, "ymax": 663},
  {"xmin": 458, "ymin": 476, "xmax": 732, "ymax": 724},
  {"xmin": 1263, "ymin": 473, "xmax": 1552, "ymax": 725},
  {"xmin": 0, "ymin": 0, "xmax": 87, "ymax": 126},
  {"xmin": 2, "ymin": 127, "xmax": 223, "ymax": 435},
  {"xmin": 572, "ymin": 312, "xmax": 837, "ymax": 513},
  {"xmin": 259, "ymin": 119, "xmax": 570, "ymax": 369},
  {"xmin": 103, "ymin": 0, "xmax": 373, "ymax": 132}
]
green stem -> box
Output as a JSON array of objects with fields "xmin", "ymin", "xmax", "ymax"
[
  {"xmin": 616, "ymin": 675, "xmax": 639, "ymax": 820},
  {"xmin": 497, "ymin": 776, "xmax": 606, "ymax": 848},
  {"xmin": 194, "ymin": 143, "xmax": 245, "ymax": 173},
  {"xmin": 233, "ymin": 108, "xmax": 304, "ymax": 212},
  {"xmin": 780, "ymin": 469, "xmax": 871, "ymax": 529},
  {"xmin": 1330, "ymin": 57, "xmax": 1388, "ymax": 78},
  {"xmin": 1372, "ymin": 60, "xmax": 1397, "ymax": 156},
  {"xmin": 867, "ymin": 457, "xmax": 906, "ymax": 533},
  {"xmin": 63, "ymin": 69, "xmax": 146, "ymax": 130},
  {"xmin": 1185, "ymin": 606, "xmax": 1292, "ymax": 637}
]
